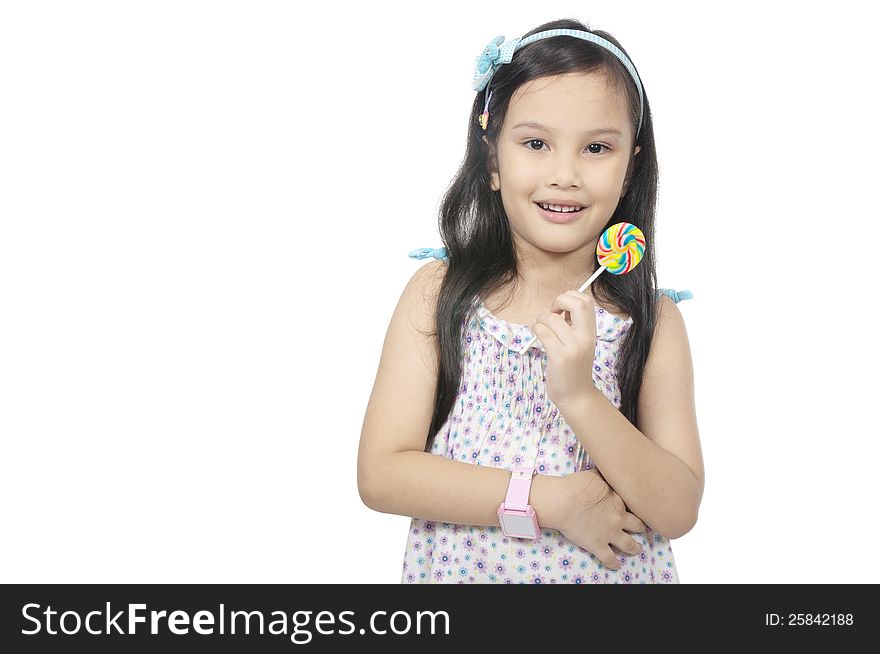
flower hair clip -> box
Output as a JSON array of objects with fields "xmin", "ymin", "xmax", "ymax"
[
  {"xmin": 479, "ymin": 90, "xmax": 493, "ymax": 131},
  {"xmin": 472, "ymin": 35, "xmax": 519, "ymax": 93}
]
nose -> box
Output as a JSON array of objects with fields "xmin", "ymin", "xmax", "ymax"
[{"xmin": 547, "ymin": 150, "xmax": 583, "ymax": 189}]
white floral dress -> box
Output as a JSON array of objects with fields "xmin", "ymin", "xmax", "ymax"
[{"xmin": 401, "ymin": 247, "xmax": 692, "ymax": 584}]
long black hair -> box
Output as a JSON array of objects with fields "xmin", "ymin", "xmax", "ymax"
[{"xmin": 422, "ymin": 17, "xmax": 659, "ymax": 453}]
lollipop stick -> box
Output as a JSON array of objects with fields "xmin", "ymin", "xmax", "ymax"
[
  {"xmin": 577, "ymin": 265, "xmax": 606, "ymax": 293},
  {"xmin": 519, "ymin": 265, "xmax": 607, "ymax": 353}
]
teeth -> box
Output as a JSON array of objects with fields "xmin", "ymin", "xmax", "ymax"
[{"xmin": 539, "ymin": 203, "xmax": 581, "ymax": 213}]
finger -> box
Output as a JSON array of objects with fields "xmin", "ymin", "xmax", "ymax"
[
  {"xmin": 562, "ymin": 291, "xmax": 596, "ymax": 335},
  {"xmin": 550, "ymin": 292, "xmax": 595, "ymax": 344},
  {"xmin": 551, "ymin": 290, "xmax": 595, "ymax": 314},
  {"xmin": 531, "ymin": 317, "xmax": 563, "ymax": 351},
  {"xmin": 562, "ymin": 309, "xmax": 572, "ymax": 326},
  {"xmin": 540, "ymin": 311, "xmax": 580, "ymax": 350},
  {"xmin": 622, "ymin": 512, "xmax": 646, "ymax": 534},
  {"xmin": 597, "ymin": 546, "xmax": 622, "ymax": 570},
  {"xmin": 612, "ymin": 533, "xmax": 643, "ymax": 557}
]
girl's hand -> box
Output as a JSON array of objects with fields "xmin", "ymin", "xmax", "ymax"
[
  {"xmin": 531, "ymin": 290, "xmax": 600, "ymax": 408},
  {"xmin": 557, "ymin": 469, "xmax": 646, "ymax": 571}
]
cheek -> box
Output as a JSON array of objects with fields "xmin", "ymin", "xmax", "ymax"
[
  {"xmin": 499, "ymin": 152, "xmax": 535, "ymax": 187},
  {"xmin": 498, "ymin": 194, "xmax": 522, "ymax": 225},
  {"xmin": 591, "ymin": 169, "xmax": 629, "ymax": 200}
]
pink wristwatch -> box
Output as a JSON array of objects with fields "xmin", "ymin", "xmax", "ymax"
[{"xmin": 497, "ymin": 465, "xmax": 540, "ymax": 539}]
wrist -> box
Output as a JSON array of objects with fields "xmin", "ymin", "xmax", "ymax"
[
  {"xmin": 556, "ymin": 386, "xmax": 604, "ymax": 417},
  {"xmin": 529, "ymin": 473, "xmax": 566, "ymax": 531}
]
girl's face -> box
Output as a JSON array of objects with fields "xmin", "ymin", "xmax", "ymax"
[{"xmin": 485, "ymin": 71, "xmax": 641, "ymax": 259}]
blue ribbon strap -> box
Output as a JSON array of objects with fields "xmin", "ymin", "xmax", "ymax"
[
  {"xmin": 657, "ymin": 288, "xmax": 693, "ymax": 303},
  {"xmin": 408, "ymin": 247, "xmax": 449, "ymax": 262}
]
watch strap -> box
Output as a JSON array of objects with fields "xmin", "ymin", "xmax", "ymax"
[{"xmin": 503, "ymin": 465, "xmax": 535, "ymax": 510}]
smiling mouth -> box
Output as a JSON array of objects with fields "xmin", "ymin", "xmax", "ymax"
[{"xmin": 534, "ymin": 202, "xmax": 586, "ymax": 218}]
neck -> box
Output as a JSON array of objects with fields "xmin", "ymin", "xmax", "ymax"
[{"xmin": 510, "ymin": 234, "xmax": 600, "ymax": 304}]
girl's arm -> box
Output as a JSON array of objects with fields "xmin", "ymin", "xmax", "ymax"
[
  {"xmin": 357, "ymin": 260, "xmax": 565, "ymax": 529},
  {"xmin": 362, "ymin": 449, "xmax": 567, "ymax": 530},
  {"xmin": 554, "ymin": 295, "xmax": 705, "ymax": 539}
]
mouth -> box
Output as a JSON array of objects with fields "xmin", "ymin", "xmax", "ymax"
[{"xmin": 534, "ymin": 202, "xmax": 586, "ymax": 223}]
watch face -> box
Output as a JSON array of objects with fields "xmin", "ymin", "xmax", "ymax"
[{"xmin": 501, "ymin": 512, "xmax": 538, "ymax": 538}]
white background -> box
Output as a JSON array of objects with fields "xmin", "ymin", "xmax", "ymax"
[{"xmin": 1, "ymin": 0, "xmax": 877, "ymax": 583}]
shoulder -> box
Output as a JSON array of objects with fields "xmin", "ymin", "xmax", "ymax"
[
  {"xmin": 655, "ymin": 293, "xmax": 685, "ymax": 333},
  {"xmin": 409, "ymin": 259, "xmax": 447, "ymax": 294},
  {"xmin": 389, "ymin": 259, "xmax": 448, "ymax": 365},
  {"xmin": 645, "ymin": 294, "xmax": 691, "ymax": 378},
  {"xmin": 403, "ymin": 260, "xmax": 447, "ymax": 326}
]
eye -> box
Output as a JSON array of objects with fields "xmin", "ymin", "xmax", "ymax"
[
  {"xmin": 526, "ymin": 139, "xmax": 547, "ymax": 151},
  {"xmin": 523, "ymin": 139, "xmax": 611, "ymax": 154}
]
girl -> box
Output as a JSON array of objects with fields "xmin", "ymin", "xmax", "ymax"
[{"xmin": 358, "ymin": 18, "xmax": 703, "ymax": 584}]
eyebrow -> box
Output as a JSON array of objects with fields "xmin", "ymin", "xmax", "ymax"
[{"xmin": 510, "ymin": 121, "xmax": 623, "ymax": 137}]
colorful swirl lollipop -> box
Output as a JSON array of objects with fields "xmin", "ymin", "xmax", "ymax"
[
  {"xmin": 596, "ymin": 222, "xmax": 645, "ymax": 274},
  {"xmin": 519, "ymin": 222, "xmax": 646, "ymax": 353}
]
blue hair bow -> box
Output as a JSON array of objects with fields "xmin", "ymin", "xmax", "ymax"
[{"xmin": 472, "ymin": 35, "xmax": 521, "ymax": 92}]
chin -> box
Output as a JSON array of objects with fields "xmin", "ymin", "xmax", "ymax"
[{"xmin": 531, "ymin": 236, "xmax": 590, "ymax": 255}]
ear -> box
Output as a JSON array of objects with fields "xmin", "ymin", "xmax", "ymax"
[{"xmin": 482, "ymin": 135, "xmax": 501, "ymax": 191}]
